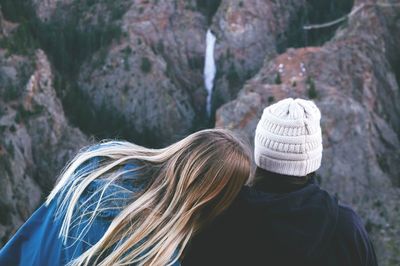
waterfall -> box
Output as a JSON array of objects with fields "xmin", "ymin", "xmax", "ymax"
[{"xmin": 204, "ymin": 29, "xmax": 216, "ymax": 117}]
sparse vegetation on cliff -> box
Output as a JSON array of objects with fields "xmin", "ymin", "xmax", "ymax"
[
  {"xmin": 306, "ymin": 76, "xmax": 317, "ymax": 99},
  {"xmin": 140, "ymin": 57, "xmax": 152, "ymax": 73}
]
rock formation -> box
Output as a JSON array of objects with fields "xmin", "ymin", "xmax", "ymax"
[
  {"xmin": 210, "ymin": 0, "xmax": 307, "ymax": 110},
  {"xmin": 31, "ymin": 0, "xmax": 209, "ymax": 147},
  {"xmin": 0, "ymin": 12, "xmax": 87, "ymax": 245}
]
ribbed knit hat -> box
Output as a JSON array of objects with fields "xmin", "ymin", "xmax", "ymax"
[{"xmin": 254, "ymin": 98, "xmax": 323, "ymax": 176}]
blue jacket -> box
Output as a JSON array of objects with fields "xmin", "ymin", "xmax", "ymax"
[{"xmin": 0, "ymin": 154, "xmax": 180, "ymax": 266}]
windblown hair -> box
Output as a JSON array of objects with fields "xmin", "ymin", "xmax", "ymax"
[{"xmin": 46, "ymin": 129, "xmax": 251, "ymax": 266}]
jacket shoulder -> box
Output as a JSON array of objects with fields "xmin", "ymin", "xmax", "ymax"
[
  {"xmin": 0, "ymin": 201, "xmax": 65, "ymax": 266},
  {"xmin": 333, "ymin": 205, "xmax": 378, "ymax": 266}
]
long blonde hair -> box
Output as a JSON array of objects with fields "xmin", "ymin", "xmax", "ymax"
[{"xmin": 46, "ymin": 129, "xmax": 251, "ymax": 266}]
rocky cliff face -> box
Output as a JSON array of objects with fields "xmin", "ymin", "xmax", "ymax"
[
  {"xmin": 0, "ymin": 0, "xmax": 399, "ymax": 264},
  {"xmin": 216, "ymin": 1, "xmax": 400, "ymax": 264},
  {"xmin": 77, "ymin": 0, "xmax": 208, "ymax": 146},
  {"xmin": 209, "ymin": 0, "xmax": 354, "ymax": 113},
  {"xmin": 0, "ymin": 12, "xmax": 87, "ymax": 245},
  {"xmin": 29, "ymin": 0, "xmax": 346, "ymax": 146},
  {"xmin": 28, "ymin": 0, "xmax": 210, "ymax": 147},
  {"xmin": 209, "ymin": 0, "xmax": 307, "ymax": 110},
  {"xmin": 16, "ymin": 0, "xmax": 355, "ymax": 145}
]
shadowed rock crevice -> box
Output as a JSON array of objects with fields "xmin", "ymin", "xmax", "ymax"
[
  {"xmin": 386, "ymin": 55, "xmax": 400, "ymax": 186},
  {"xmin": 0, "ymin": 0, "xmax": 31, "ymax": 22},
  {"xmin": 195, "ymin": 0, "xmax": 222, "ymax": 24},
  {"xmin": 389, "ymin": 56, "xmax": 400, "ymax": 97},
  {"xmin": 277, "ymin": 0, "xmax": 354, "ymax": 53}
]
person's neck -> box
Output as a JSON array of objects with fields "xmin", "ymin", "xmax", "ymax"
[{"xmin": 252, "ymin": 168, "xmax": 313, "ymax": 194}]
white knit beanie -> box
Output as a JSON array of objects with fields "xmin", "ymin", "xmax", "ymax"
[{"xmin": 254, "ymin": 98, "xmax": 323, "ymax": 176}]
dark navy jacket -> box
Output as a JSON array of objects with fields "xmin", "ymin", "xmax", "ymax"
[
  {"xmin": 183, "ymin": 179, "xmax": 378, "ymax": 266},
  {"xmin": 0, "ymin": 153, "xmax": 181, "ymax": 266}
]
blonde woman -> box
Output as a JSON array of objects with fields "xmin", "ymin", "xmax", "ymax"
[{"xmin": 0, "ymin": 129, "xmax": 251, "ymax": 266}]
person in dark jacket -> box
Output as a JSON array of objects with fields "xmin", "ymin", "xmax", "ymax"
[
  {"xmin": 183, "ymin": 98, "xmax": 377, "ymax": 266},
  {"xmin": 0, "ymin": 129, "xmax": 251, "ymax": 266}
]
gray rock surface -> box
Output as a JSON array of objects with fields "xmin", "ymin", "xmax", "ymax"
[
  {"xmin": 77, "ymin": 0, "xmax": 206, "ymax": 146},
  {"xmin": 31, "ymin": 0, "xmax": 73, "ymax": 22},
  {"xmin": 0, "ymin": 13, "xmax": 88, "ymax": 245}
]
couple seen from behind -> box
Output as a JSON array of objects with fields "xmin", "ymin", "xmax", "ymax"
[{"xmin": 0, "ymin": 98, "xmax": 377, "ymax": 266}]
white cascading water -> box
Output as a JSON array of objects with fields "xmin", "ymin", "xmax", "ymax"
[{"xmin": 204, "ymin": 29, "xmax": 216, "ymax": 117}]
